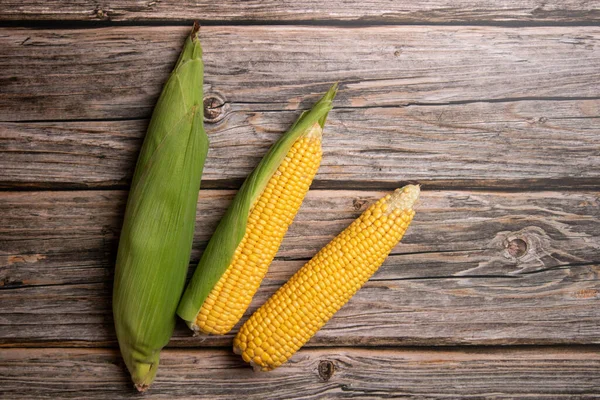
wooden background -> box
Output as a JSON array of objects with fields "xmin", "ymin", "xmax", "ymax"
[{"xmin": 1, "ymin": 2, "xmax": 600, "ymax": 399}]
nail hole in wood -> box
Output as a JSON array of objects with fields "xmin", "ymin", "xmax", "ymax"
[
  {"xmin": 203, "ymin": 94, "xmax": 227, "ymax": 123},
  {"xmin": 507, "ymin": 238, "xmax": 528, "ymax": 258},
  {"xmin": 318, "ymin": 360, "xmax": 335, "ymax": 381}
]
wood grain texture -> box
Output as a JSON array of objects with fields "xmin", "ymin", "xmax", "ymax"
[
  {"xmin": 1, "ymin": 0, "xmax": 600, "ymax": 23},
  {"xmin": 1, "ymin": 2, "xmax": 598, "ymax": 396},
  {"xmin": 2, "ymin": 264, "xmax": 598, "ymax": 348},
  {"xmin": 2, "ymin": 99, "xmax": 599, "ymax": 189},
  {"xmin": 2, "ymin": 189, "xmax": 599, "ymax": 284},
  {"xmin": 1, "ymin": 347, "xmax": 599, "ymax": 399},
  {"xmin": 1, "ymin": 26, "xmax": 599, "ymax": 122},
  {"xmin": 1, "ymin": 189, "xmax": 599, "ymax": 347}
]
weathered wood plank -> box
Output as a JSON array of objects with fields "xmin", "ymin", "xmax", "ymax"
[
  {"xmin": 1, "ymin": 0, "xmax": 599, "ymax": 23},
  {"xmin": 2, "ymin": 189, "xmax": 599, "ymax": 285},
  {"xmin": 1, "ymin": 264, "xmax": 598, "ymax": 347},
  {"xmin": 2, "ymin": 100, "xmax": 599, "ymax": 189},
  {"xmin": 1, "ymin": 347, "xmax": 599, "ymax": 399},
  {"xmin": 1, "ymin": 190, "xmax": 599, "ymax": 346},
  {"xmin": 1, "ymin": 26, "xmax": 599, "ymax": 122}
]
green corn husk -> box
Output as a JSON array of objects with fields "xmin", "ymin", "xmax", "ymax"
[
  {"xmin": 113, "ymin": 23, "xmax": 208, "ymax": 391},
  {"xmin": 177, "ymin": 83, "xmax": 338, "ymax": 329}
]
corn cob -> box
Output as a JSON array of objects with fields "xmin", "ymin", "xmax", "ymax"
[
  {"xmin": 177, "ymin": 84, "xmax": 338, "ymax": 335},
  {"xmin": 233, "ymin": 185, "xmax": 420, "ymax": 371},
  {"xmin": 112, "ymin": 24, "xmax": 208, "ymax": 391}
]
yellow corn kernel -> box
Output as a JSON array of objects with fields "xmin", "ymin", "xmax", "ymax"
[{"xmin": 233, "ymin": 185, "xmax": 420, "ymax": 371}]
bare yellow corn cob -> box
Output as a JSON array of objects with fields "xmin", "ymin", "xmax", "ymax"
[
  {"xmin": 233, "ymin": 185, "xmax": 420, "ymax": 371},
  {"xmin": 177, "ymin": 85, "xmax": 337, "ymax": 334},
  {"xmin": 197, "ymin": 126, "xmax": 323, "ymax": 334}
]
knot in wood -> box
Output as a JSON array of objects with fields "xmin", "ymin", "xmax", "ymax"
[
  {"xmin": 318, "ymin": 360, "xmax": 335, "ymax": 381},
  {"xmin": 1, "ymin": 277, "xmax": 24, "ymax": 288},
  {"xmin": 203, "ymin": 94, "xmax": 227, "ymax": 123},
  {"xmin": 94, "ymin": 8, "xmax": 108, "ymax": 19},
  {"xmin": 507, "ymin": 238, "xmax": 528, "ymax": 258},
  {"xmin": 352, "ymin": 198, "xmax": 367, "ymax": 211}
]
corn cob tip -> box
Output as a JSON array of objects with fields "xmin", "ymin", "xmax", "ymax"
[
  {"xmin": 325, "ymin": 82, "xmax": 338, "ymax": 98},
  {"xmin": 135, "ymin": 384, "xmax": 149, "ymax": 393},
  {"xmin": 129, "ymin": 358, "xmax": 159, "ymax": 392},
  {"xmin": 387, "ymin": 184, "xmax": 420, "ymax": 214},
  {"xmin": 304, "ymin": 122, "xmax": 323, "ymax": 140},
  {"xmin": 317, "ymin": 83, "xmax": 338, "ymax": 128},
  {"xmin": 191, "ymin": 21, "xmax": 200, "ymax": 39}
]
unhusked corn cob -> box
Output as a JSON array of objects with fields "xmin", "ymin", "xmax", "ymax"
[
  {"xmin": 113, "ymin": 24, "xmax": 208, "ymax": 391},
  {"xmin": 177, "ymin": 84, "xmax": 338, "ymax": 334},
  {"xmin": 233, "ymin": 185, "xmax": 420, "ymax": 371}
]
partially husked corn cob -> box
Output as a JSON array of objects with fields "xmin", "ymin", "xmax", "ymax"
[
  {"xmin": 177, "ymin": 84, "xmax": 338, "ymax": 334},
  {"xmin": 233, "ymin": 185, "xmax": 420, "ymax": 371},
  {"xmin": 113, "ymin": 24, "xmax": 208, "ymax": 391}
]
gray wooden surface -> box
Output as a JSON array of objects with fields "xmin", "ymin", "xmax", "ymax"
[
  {"xmin": 0, "ymin": 2, "xmax": 599, "ymax": 399},
  {"xmin": 1, "ymin": 0, "xmax": 600, "ymax": 23},
  {"xmin": 2, "ymin": 190, "xmax": 599, "ymax": 348},
  {"xmin": 2, "ymin": 347, "xmax": 600, "ymax": 399},
  {"xmin": 3, "ymin": 26, "xmax": 600, "ymax": 121},
  {"xmin": 2, "ymin": 100, "xmax": 600, "ymax": 190}
]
